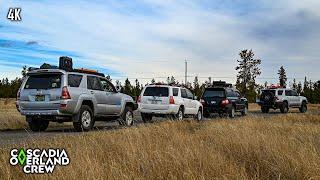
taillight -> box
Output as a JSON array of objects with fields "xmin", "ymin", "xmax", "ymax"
[
  {"xmin": 137, "ymin": 96, "xmax": 141, "ymax": 103},
  {"xmin": 169, "ymin": 96, "xmax": 175, "ymax": 104},
  {"xmin": 221, "ymin": 99, "xmax": 230, "ymax": 105},
  {"xmin": 17, "ymin": 89, "xmax": 21, "ymax": 100},
  {"xmin": 200, "ymin": 99, "xmax": 205, "ymax": 104},
  {"xmin": 61, "ymin": 86, "xmax": 71, "ymax": 99}
]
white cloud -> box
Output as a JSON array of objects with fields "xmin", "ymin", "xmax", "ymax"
[{"xmin": 0, "ymin": 0, "xmax": 319, "ymax": 84}]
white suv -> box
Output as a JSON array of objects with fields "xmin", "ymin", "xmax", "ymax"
[
  {"xmin": 137, "ymin": 84, "xmax": 203, "ymax": 121},
  {"xmin": 257, "ymin": 87, "xmax": 308, "ymax": 113}
]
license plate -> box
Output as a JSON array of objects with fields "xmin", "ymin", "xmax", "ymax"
[
  {"xmin": 151, "ymin": 100, "xmax": 161, "ymax": 104},
  {"xmin": 35, "ymin": 95, "xmax": 45, "ymax": 101},
  {"xmin": 211, "ymin": 101, "xmax": 216, "ymax": 104}
]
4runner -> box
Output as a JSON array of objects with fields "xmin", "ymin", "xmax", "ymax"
[
  {"xmin": 200, "ymin": 81, "xmax": 248, "ymax": 118},
  {"xmin": 16, "ymin": 68, "xmax": 137, "ymax": 132},
  {"xmin": 257, "ymin": 85, "xmax": 308, "ymax": 113},
  {"xmin": 137, "ymin": 84, "xmax": 203, "ymax": 121}
]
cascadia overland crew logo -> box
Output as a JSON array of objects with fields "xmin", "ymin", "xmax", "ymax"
[{"xmin": 10, "ymin": 148, "xmax": 70, "ymax": 174}]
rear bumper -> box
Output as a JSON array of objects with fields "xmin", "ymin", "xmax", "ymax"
[
  {"xmin": 257, "ymin": 101, "xmax": 283, "ymax": 108},
  {"xmin": 203, "ymin": 105, "xmax": 231, "ymax": 114},
  {"xmin": 138, "ymin": 104, "xmax": 179, "ymax": 115},
  {"xmin": 19, "ymin": 109, "xmax": 72, "ymax": 116}
]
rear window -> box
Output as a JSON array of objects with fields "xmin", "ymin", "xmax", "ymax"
[
  {"xmin": 68, "ymin": 74, "xmax": 83, "ymax": 87},
  {"xmin": 25, "ymin": 74, "xmax": 61, "ymax": 89},
  {"xmin": 143, "ymin": 87, "xmax": 169, "ymax": 97},
  {"xmin": 203, "ymin": 89, "xmax": 225, "ymax": 98}
]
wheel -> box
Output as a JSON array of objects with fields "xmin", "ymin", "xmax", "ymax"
[
  {"xmin": 229, "ymin": 106, "xmax": 235, "ymax": 118},
  {"xmin": 175, "ymin": 107, "xmax": 184, "ymax": 120},
  {"xmin": 73, "ymin": 105, "xmax": 94, "ymax": 132},
  {"xmin": 241, "ymin": 105, "xmax": 248, "ymax": 116},
  {"xmin": 27, "ymin": 117, "xmax": 49, "ymax": 132},
  {"xmin": 119, "ymin": 106, "xmax": 134, "ymax": 126},
  {"xmin": 194, "ymin": 109, "xmax": 203, "ymax": 121},
  {"xmin": 141, "ymin": 113, "xmax": 152, "ymax": 123},
  {"xmin": 261, "ymin": 106, "xmax": 269, "ymax": 113},
  {"xmin": 299, "ymin": 102, "xmax": 307, "ymax": 113},
  {"xmin": 280, "ymin": 102, "xmax": 289, "ymax": 113}
]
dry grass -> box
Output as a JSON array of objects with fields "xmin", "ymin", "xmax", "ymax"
[
  {"xmin": 0, "ymin": 101, "xmax": 320, "ymax": 179},
  {"xmin": 0, "ymin": 99, "xmax": 27, "ymax": 130}
]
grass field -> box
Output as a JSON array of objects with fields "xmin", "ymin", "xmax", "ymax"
[{"xmin": 0, "ymin": 99, "xmax": 320, "ymax": 179}]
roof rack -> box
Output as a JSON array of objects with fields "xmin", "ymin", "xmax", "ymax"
[{"xmin": 210, "ymin": 81, "xmax": 233, "ymax": 88}]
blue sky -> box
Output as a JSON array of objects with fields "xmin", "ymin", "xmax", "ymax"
[{"xmin": 0, "ymin": 0, "xmax": 320, "ymax": 84}]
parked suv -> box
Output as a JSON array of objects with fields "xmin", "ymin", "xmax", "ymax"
[
  {"xmin": 137, "ymin": 84, "xmax": 203, "ymax": 122},
  {"xmin": 16, "ymin": 69, "xmax": 137, "ymax": 132},
  {"xmin": 200, "ymin": 81, "xmax": 248, "ymax": 118},
  {"xmin": 257, "ymin": 86, "xmax": 308, "ymax": 113}
]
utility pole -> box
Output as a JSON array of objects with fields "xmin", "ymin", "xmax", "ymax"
[{"xmin": 185, "ymin": 60, "xmax": 187, "ymax": 85}]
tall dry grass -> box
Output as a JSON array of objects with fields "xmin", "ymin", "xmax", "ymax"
[
  {"xmin": 0, "ymin": 99, "xmax": 26, "ymax": 130},
  {"xmin": 0, "ymin": 111, "xmax": 320, "ymax": 179}
]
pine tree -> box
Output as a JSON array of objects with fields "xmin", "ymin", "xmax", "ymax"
[
  {"xmin": 235, "ymin": 49, "xmax": 261, "ymax": 101},
  {"xmin": 278, "ymin": 66, "xmax": 287, "ymax": 87},
  {"xmin": 123, "ymin": 78, "xmax": 132, "ymax": 96},
  {"xmin": 292, "ymin": 78, "xmax": 297, "ymax": 90}
]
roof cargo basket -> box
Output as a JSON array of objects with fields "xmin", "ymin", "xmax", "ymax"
[
  {"xmin": 59, "ymin": 56, "xmax": 73, "ymax": 71},
  {"xmin": 211, "ymin": 81, "xmax": 233, "ymax": 88}
]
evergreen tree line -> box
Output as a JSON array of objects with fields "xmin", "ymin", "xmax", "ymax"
[{"xmin": 0, "ymin": 50, "xmax": 319, "ymax": 103}]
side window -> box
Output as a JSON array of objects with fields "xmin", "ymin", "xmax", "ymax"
[
  {"xmin": 181, "ymin": 89, "xmax": 188, "ymax": 98},
  {"xmin": 186, "ymin": 90, "xmax": 194, "ymax": 99},
  {"xmin": 278, "ymin": 90, "xmax": 283, "ymax": 95},
  {"xmin": 68, "ymin": 74, "xmax": 83, "ymax": 87},
  {"xmin": 291, "ymin": 91, "xmax": 298, "ymax": 96},
  {"xmin": 87, "ymin": 76, "xmax": 102, "ymax": 91},
  {"xmin": 172, "ymin": 88, "xmax": 179, "ymax": 96},
  {"xmin": 285, "ymin": 90, "xmax": 291, "ymax": 96},
  {"xmin": 235, "ymin": 91, "xmax": 241, "ymax": 98},
  {"xmin": 226, "ymin": 89, "xmax": 233, "ymax": 97},
  {"xmin": 100, "ymin": 78, "xmax": 115, "ymax": 92}
]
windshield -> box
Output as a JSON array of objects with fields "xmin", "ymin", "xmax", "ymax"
[
  {"xmin": 203, "ymin": 89, "xmax": 225, "ymax": 98},
  {"xmin": 25, "ymin": 74, "xmax": 62, "ymax": 89},
  {"xmin": 143, "ymin": 87, "xmax": 169, "ymax": 97}
]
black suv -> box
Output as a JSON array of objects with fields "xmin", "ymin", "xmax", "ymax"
[{"xmin": 200, "ymin": 81, "xmax": 248, "ymax": 118}]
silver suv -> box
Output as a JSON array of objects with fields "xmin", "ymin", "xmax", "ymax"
[
  {"xmin": 16, "ymin": 69, "xmax": 137, "ymax": 132},
  {"xmin": 257, "ymin": 86, "xmax": 308, "ymax": 113}
]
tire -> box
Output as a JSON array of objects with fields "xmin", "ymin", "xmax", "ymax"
[
  {"xmin": 119, "ymin": 106, "xmax": 134, "ymax": 126},
  {"xmin": 27, "ymin": 117, "xmax": 49, "ymax": 132},
  {"xmin": 280, "ymin": 102, "xmax": 289, "ymax": 113},
  {"xmin": 229, "ymin": 106, "xmax": 235, "ymax": 118},
  {"xmin": 299, "ymin": 102, "xmax": 307, "ymax": 113},
  {"xmin": 141, "ymin": 113, "xmax": 152, "ymax": 123},
  {"xmin": 241, "ymin": 105, "xmax": 248, "ymax": 116},
  {"xmin": 73, "ymin": 105, "xmax": 94, "ymax": 132},
  {"xmin": 194, "ymin": 109, "xmax": 203, "ymax": 121},
  {"xmin": 175, "ymin": 107, "xmax": 184, "ymax": 120},
  {"xmin": 261, "ymin": 106, "xmax": 269, "ymax": 113}
]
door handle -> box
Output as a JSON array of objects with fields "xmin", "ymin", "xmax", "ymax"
[{"xmin": 90, "ymin": 91, "xmax": 94, "ymax": 94}]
